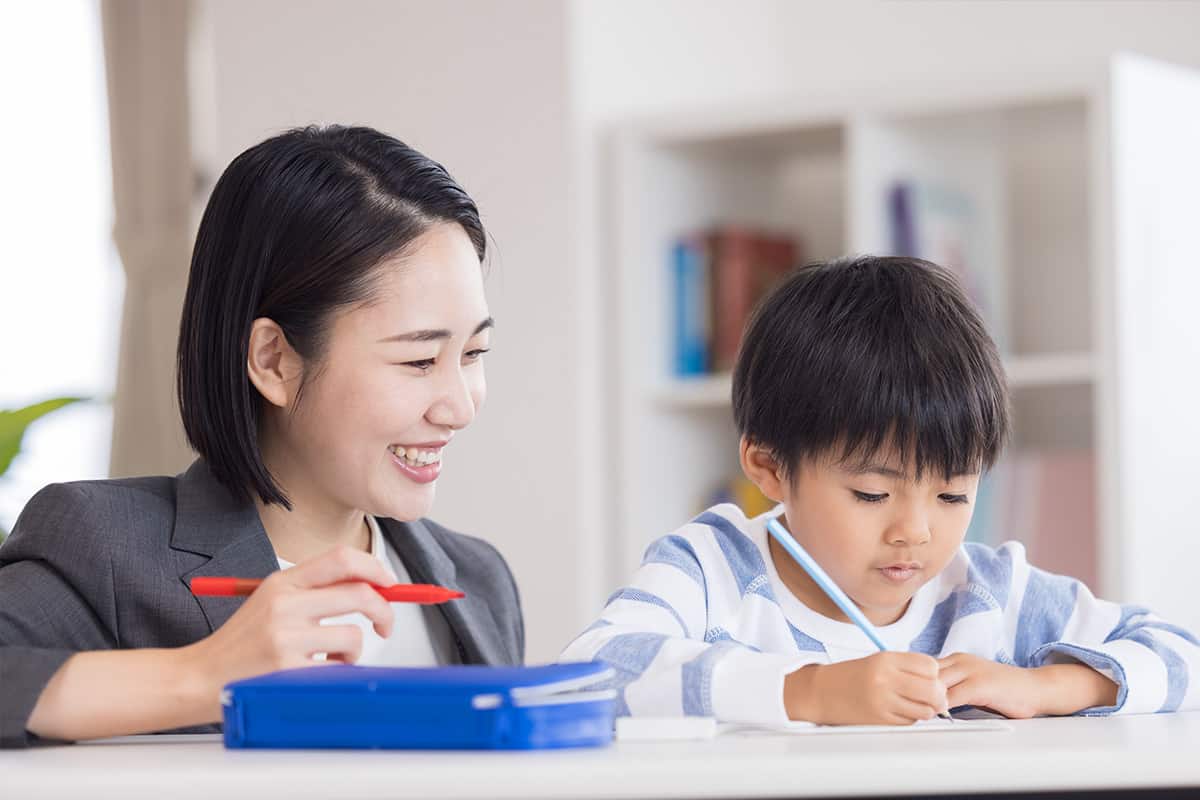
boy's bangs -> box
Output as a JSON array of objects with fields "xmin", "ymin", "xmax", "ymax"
[{"xmin": 820, "ymin": 355, "xmax": 1008, "ymax": 481}]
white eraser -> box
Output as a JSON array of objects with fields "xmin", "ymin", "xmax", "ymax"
[{"xmin": 615, "ymin": 716, "xmax": 718, "ymax": 741}]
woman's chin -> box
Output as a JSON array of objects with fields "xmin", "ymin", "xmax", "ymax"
[{"xmin": 368, "ymin": 480, "xmax": 436, "ymax": 522}]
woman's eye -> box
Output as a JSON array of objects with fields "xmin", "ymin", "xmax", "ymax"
[
  {"xmin": 852, "ymin": 491, "xmax": 887, "ymax": 504},
  {"xmin": 940, "ymin": 493, "xmax": 970, "ymax": 505},
  {"xmin": 403, "ymin": 359, "xmax": 436, "ymax": 371},
  {"xmin": 464, "ymin": 347, "xmax": 490, "ymax": 361}
]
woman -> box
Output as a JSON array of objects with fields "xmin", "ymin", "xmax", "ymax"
[{"xmin": 0, "ymin": 125, "xmax": 522, "ymax": 748}]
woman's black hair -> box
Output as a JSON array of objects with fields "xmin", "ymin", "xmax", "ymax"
[
  {"xmin": 177, "ymin": 124, "xmax": 486, "ymax": 508},
  {"xmin": 732, "ymin": 255, "xmax": 1010, "ymax": 482}
]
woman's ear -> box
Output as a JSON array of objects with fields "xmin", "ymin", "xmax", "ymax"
[
  {"xmin": 739, "ymin": 437, "xmax": 787, "ymax": 503},
  {"xmin": 246, "ymin": 318, "xmax": 304, "ymax": 409}
]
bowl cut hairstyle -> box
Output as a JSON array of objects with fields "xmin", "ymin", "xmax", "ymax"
[{"xmin": 732, "ymin": 255, "xmax": 1010, "ymax": 484}]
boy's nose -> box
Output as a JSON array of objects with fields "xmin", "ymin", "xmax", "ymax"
[{"xmin": 886, "ymin": 511, "xmax": 932, "ymax": 546}]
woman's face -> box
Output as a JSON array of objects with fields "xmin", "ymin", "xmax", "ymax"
[{"xmin": 271, "ymin": 222, "xmax": 491, "ymax": 522}]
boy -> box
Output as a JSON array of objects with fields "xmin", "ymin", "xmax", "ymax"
[{"xmin": 562, "ymin": 256, "xmax": 1199, "ymax": 726}]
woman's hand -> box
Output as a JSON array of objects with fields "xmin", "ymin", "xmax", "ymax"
[
  {"xmin": 938, "ymin": 652, "xmax": 1118, "ymax": 718},
  {"xmin": 785, "ymin": 652, "xmax": 949, "ymax": 725},
  {"xmin": 181, "ymin": 545, "xmax": 397, "ymax": 720},
  {"xmin": 26, "ymin": 545, "xmax": 397, "ymax": 741}
]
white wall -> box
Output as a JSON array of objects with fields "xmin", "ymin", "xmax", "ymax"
[{"xmin": 570, "ymin": 0, "xmax": 1200, "ymax": 124}]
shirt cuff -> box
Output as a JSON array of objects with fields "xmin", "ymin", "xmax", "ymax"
[
  {"xmin": 709, "ymin": 648, "xmax": 814, "ymax": 726},
  {"xmin": 1031, "ymin": 639, "xmax": 1166, "ymax": 715}
]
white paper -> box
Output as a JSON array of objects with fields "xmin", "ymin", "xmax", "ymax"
[{"xmin": 720, "ymin": 717, "xmax": 1011, "ymax": 736}]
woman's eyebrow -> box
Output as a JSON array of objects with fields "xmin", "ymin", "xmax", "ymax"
[{"xmin": 378, "ymin": 317, "xmax": 494, "ymax": 343}]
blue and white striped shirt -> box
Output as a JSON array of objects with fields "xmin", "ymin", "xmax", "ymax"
[{"xmin": 561, "ymin": 504, "xmax": 1200, "ymax": 725}]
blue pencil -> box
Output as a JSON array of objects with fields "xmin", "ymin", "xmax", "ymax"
[{"xmin": 765, "ymin": 516, "xmax": 953, "ymax": 722}]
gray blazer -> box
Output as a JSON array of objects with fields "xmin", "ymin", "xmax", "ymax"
[{"xmin": 0, "ymin": 460, "xmax": 524, "ymax": 748}]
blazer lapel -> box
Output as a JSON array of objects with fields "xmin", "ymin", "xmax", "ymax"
[
  {"xmin": 170, "ymin": 460, "xmax": 278, "ymax": 634},
  {"xmin": 378, "ymin": 517, "xmax": 509, "ymax": 666},
  {"xmin": 167, "ymin": 460, "xmax": 506, "ymax": 664}
]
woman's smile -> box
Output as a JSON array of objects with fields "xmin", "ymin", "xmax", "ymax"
[{"xmin": 388, "ymin": 441, "xmax": 447, "ymax": 484}]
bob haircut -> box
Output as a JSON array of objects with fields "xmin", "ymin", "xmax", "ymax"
[
  {"xmin": 177, "ymin": 124, "xmax": 486, "ymax": 509},
  {"xmin": 732, "ymin": 255, "xmax": 1010, "ymax": 483}
]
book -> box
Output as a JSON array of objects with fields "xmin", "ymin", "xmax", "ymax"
[
  {"xmin": 669, "ymin": 227, "xmax": 799, "ymax": 377},
  {"xmin": 671, "ymin": 236, "xmax": 711, "ymax": 376},
  {"xmin": 889, "ymin": 180, "xmax": 1008, "ymax": 353}
]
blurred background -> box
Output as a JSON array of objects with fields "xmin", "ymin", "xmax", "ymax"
[{"xmin": 3, "ymin": 0, "xmax": 1200, "ymax": 662}]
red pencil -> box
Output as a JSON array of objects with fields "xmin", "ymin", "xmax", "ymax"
[{"xmin": 190, "ymin": 577, "xmax": 464, "ymax": 604}]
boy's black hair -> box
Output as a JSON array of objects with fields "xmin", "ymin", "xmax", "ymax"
[
  {"xmin": 177, "ymin": 125, "xmax": 486, "ymax": 509},
  {"xmin": 732, "ymin": 255, "xmax": 1010, "ymax": 481}
]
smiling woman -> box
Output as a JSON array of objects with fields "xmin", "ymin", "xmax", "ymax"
[{"xmin": 0, "ymin": 126, "xmax": 523, "ymax": 748}]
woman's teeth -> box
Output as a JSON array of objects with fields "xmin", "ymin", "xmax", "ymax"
[{"xmin": 389, "ymin": 445, "xmax": 442, "ymax": 467}]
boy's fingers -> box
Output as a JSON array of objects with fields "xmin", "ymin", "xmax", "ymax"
[
  {"xmin": 946, "ymin": 679, "xmax": 976, "ymax": 709},
  {"xmin": 938, "ymin": 664, "xmax": 970, "ymax": 688},
  {"xmin": 889, "ymin": 697, "xmax": 939, "ymax": 724},
  {"xmin": 896, "ymin": 673, "xmax": 948, "ymax": 711},
  {"xmin": 895, "ymin": 653, "xmax": 940, "ymax": 679}
]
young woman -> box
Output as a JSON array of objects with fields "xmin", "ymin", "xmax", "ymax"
[{"xmin": 0, "ymin": 125, "xmax": 522, "ymax": 747}]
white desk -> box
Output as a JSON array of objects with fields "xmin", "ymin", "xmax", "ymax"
[{"xmin": 4, "ymin": 712, "xmax": 1199, "ymax": 799}]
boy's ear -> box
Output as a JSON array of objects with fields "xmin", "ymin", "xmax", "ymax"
[
  {"xmin": 246, "ymin": 317, "xmax": 304, "ymax": 410},
  {"xmin": 739, "ymin": 437, "xmax": 787, "ymax": 503}
]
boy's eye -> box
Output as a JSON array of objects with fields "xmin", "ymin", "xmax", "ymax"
[
  {"xmin": 939, "ymin": 493, "xmax": 970, "ymax": 505},
  {"xmin": 852, "ymin": 491, "xmax": 887, "ymax": 504}
]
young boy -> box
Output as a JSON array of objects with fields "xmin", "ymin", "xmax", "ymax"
[{"xmin": 562, "ymin": 256, "xmax": 1199, "ymax": 726}]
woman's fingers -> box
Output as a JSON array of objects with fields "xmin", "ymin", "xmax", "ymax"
[
  {"xmin": 288, "ymin": 583, "xmax": 395, "ymax": 638},
  {"xmin": 282, "ymin": 545, "xmax": 394, "ymax": 590},
  {"xmin": 304, "ymin": 624, "xmax": 365, "ymax": 665}
]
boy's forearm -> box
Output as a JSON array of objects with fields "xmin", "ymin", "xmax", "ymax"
[
  {"xmin": 1032, "ymin": 662, "xmax": 1119, "ymax": 716},
  {"xmin": 25, "ymin": 645, "xmax": 220, "ymax": 742}
]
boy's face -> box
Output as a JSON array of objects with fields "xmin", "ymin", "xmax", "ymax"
[{"xmin": 743, "ymin": 439, "xmax": 980, "ymax": 627}]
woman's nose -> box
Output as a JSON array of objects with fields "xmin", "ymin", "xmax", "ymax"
[{"xmin": 427, "ymin": 365, "xmax": 478, "ymax": 429}]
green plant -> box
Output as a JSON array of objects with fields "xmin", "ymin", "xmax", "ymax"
[{"xmin": 0, "ymin": 397, "xmax": 86, "ymax": 541}]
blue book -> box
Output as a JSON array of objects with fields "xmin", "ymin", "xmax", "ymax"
[
  {"xmin": 221, "ymin": 662, "xmax": 616, "ymax": 750},
  {"xmin": 672, "ymin": 237, "xmax": 710, "ymax": 376}
]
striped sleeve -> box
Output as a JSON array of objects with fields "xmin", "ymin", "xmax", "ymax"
[
  {"xmin": 988, "ymin": 541, "xmax": 1200, "ymax": 715},
  {"xmin": 559, "ymin": 530, "xmax": 817, "ymax": 725}
]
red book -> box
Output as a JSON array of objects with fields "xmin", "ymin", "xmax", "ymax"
[{"xmin": 709, "ymin": 228, "xmax": 798, "ymax": 371}]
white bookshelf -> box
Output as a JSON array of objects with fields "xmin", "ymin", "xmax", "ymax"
[
  {"xmin": 655, "ymin": 354, "xmax": 1096, "ymax": 410},
  {"xmin": 607, "ymin": 54, "xmax": 1200, "ymax": 634}
]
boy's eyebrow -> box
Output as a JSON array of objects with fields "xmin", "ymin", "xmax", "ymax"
[
  {"xmin": 841, "ymin": 463, "xmax": 909, "ymax": 480},
  {"xmin": 840, "ymin": 463, "xmax": 980, "ymax": 480},
  {"xmin": 377, "ymin": 317, "xmax": 494, "ymax": 343}
]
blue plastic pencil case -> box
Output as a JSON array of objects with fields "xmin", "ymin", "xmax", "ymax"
[{"xmin": 221, "ymin": 661, "xmax": 617, "ymax": 750}]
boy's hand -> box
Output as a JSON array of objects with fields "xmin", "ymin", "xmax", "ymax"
[
  {"xmin": 938, "ymin": 653, "xmax": 1119, "ymax": 718},
  {"xmin": 784, "ymin": 652, "xmax": 949, "ymax": 725},
  {"xmin": 937, "ymin": 653, "xmax": 1040, "ymax": 719}
]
